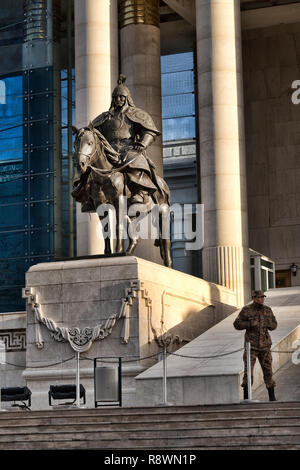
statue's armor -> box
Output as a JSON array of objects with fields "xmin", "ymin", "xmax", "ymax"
[
  {"xmin": 92, "ymin": 104, "xmax": 163, "ymax": 200},
  {"xmin": 100, "ymin": 114, "xmax": 134, "ymax": 153}
]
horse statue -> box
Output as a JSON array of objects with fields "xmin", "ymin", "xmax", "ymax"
[{"xmin": 71, "ymin": 123, "xmax": 172, "ymax": 267}]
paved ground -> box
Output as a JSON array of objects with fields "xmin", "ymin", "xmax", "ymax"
[{"xmin": 253, "ymin": 359, "xmax": 300, "ymax": 402}]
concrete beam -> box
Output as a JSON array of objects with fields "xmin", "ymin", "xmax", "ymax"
[{"xmin": 163, "ymin": 0, "xmax": 195, "ymax": 26}]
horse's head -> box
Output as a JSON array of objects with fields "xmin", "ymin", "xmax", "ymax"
[{"xmin": 73, "ymin": 123, "xmax": 98, "ymax": 174}]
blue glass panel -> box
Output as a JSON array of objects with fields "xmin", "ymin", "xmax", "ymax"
[
  {"xmin": 0, "ymin": 174, "xmax": 27, "ymax": 204},
  {"xmin": 26, "ymin": 120, "xmax": 53, "ymax": 147},
  {"xmin": 0, "ymin": 258, "xmax": 27, "ymax": 287},
  {"xmin": 27, "ymin": 146, "xmax": 53, "ymax": 173},
  {"xmin": 0, "ymin": 287, "xmax": 25, "ymax": 313},
  {"xmin": 61, "ymin": 127, "xmax": 68, "ymax": 153},
  {"xmin": 162, "ymin": 116, "xmax": 195, "ymax": 141},
  {"xmin": 29, "ymin": 200, "xmax": 53, "ymax": 228},
  {"xmin": 0, "ymin": 231, "xmax": 28, "ymax": 259},
  {"xmin": 29, "ymin": 173, "xmax": 54, "ymax": 201},
  {"xmin": 28, "ymin": 92, "xmax": 53, "ymax": 121},
  {"xmin": 161, "ymin": 52, "xmax": 193, "ymax": 74},
  {"xmin": 27, "ymin": 68, "xmax": 53, "ymax": 94},
  {"xmin": 29, "ymin": 229, "xmax": 54, "ymax": 255},
  {"xmin": 162, "ymin": 93, "xmax": 195, "ymax": 119},
  {"xmin": 161, "ymin": 70, "xmax": 194, "ymax": 96},
  {"xmin": 0, "ymin": 203, "xmax": 27, "ymax": 230},
  {"xmin": 0, "ymin": 74, "xmax": 23, "ymax": 161}
]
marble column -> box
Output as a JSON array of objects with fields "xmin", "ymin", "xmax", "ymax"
[
  {"xmin": 196, "ymin": 0, "xmax": 250, "ymax": 306},
  {"xmin": 74, "ymin": 0, "xmax": 118, "ymax": 255},
  {"xmin": 119, "ymin": 0, "xmax": 164, "ymax": 264}
]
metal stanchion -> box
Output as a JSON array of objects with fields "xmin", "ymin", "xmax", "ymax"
[
  {"xmin": 246, "ymin": 341, "xmax": 252, "ymax": 401},
  {"xmin": 76, "ymin": 351, "xmax": 81, "ymax": 408},
  {"xmin": 162, "ymin": 346, "xmax": 167, "ymax": 405},
  {"xmin": 0, "ymin": 341, "xmax": 6, "ymax": 412}
]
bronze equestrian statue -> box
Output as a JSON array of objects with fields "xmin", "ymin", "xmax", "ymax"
[{"xmin": 72, "ymin": 75, "xmax": 172, "ymax": 267}]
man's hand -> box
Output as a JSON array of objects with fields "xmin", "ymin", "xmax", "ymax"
[
  {"xmin": 250, "ymin": 319, "xmax": 259, "ymax": 328},
  {"xmin": 133, "ymin": 142, "xmax": 145, "ymax": 152}
]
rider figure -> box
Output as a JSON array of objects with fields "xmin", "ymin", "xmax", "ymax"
[{"xmin": 92, "ymin": 75, "xmax": 161, "ymax": 205}]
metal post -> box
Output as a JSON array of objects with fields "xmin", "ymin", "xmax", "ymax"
[
  {"xmin": 0, "ymin": 341, "xmax": 6, "ymax": 412},
  {"xmin": 162, "ymin": 346, "xmax": 167, "ymax": 405},
  {"xmin": 76, "ymin": 351, "xmax": 80, "ymax": 407},
  {"xmin": 246, "ymin": 341, "xmax": 252, "ymax": 401},
  {"xmin": 0, "ymin": 364, "xmax": 2, "ymax": 412},
  {"xmin": 67, "ymin": 0, "xmax": 74, "ymax": 257},
  {"xmin": 118, "ymin": 357, "xmax": 122, "ymax": 407}
]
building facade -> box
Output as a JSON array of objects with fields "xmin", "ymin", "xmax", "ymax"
[{"xmin": 0, "ymin": 0, "xmax": 299, "ymax": 320}]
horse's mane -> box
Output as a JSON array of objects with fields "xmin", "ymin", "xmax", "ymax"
[{"xmin": 75, "ymin": 124, "xmax": 119, "ymax": 159}]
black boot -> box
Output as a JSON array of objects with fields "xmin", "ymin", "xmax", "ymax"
[
  {"xmin": 243, "ymin": 386, "xmax": 248, "ymax": 400},
  {"xmin": 268, "ymin": 386, "xmax": 277, "ymax": 402}
]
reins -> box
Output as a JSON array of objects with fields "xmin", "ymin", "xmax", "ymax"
[
  {"xmin": 75, "ymin": 127, "xmax": 137, "ymax": 177},
  {"xmin": 89, "ymin": 156, "xmax": 137, "ymax": 176}
]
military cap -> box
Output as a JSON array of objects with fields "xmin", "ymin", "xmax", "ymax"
[{"xmin": 252, "ymin": 289, "xmax": 266, "ymax": 298}]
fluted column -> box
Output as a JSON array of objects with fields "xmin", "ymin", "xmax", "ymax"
[
  {"xmin": 119, "ymin": 0, "xmax": 162, "ymax": 174},
  {"xmin": 196, "ymin": 0, "xmax": 250, "ymax": 306},
  {"xmin": 74, "ymin": 0, "xmax": 118, "ymax": 255},
  {"xmin": 119, "ymin": 0, "xmax": 163, "ymax": 264}
]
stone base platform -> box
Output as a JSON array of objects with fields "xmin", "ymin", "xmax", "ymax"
[
  {"xmin": 23, "ymin": 256, "xmax": 237, "ymax": 410},
  {"xmin": 135, "ymin": 287, "xmax": 300, "ymax": 406}
]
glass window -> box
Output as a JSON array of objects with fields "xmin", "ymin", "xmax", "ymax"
[
  {"xmin": 0, "ymin": 74, "xmax": 23, "ymax": 161},
  {"xmin": 261, "ymin": 259, "xmax": 274, "ymax": 270},
  {"xmin": 261, "ymin": 269, "xmax": 267, "ymax": 292},
  {"xmin": 0, "ymin": 67, "xmax": 55, "ymax": 312},
  {"xmin": 161, "ymin": 52, "xmax": 195, "ymax": 142}
]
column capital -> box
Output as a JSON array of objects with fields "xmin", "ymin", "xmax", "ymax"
[{"xmin": 119, "ymin": 0, "xmax": 160, "ymax": 28}]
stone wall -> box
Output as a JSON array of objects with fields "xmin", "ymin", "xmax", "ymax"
[
  {"xmin": 243, "ymin": 23, "xmax": 300, "ymax": 286},
  {"xmin": 0, "ymin": 312, "xmax": 26, "ymax": 390}
]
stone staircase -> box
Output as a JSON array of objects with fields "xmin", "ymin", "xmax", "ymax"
[{"xmin": 0, "ymin": 402, "xmax": 299, "ymax": 450}]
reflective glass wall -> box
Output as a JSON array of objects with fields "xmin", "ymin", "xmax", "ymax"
[
  {"xmin": 161, "ymin": 52, "xmax": 201, "ymax": 278},
  {"xmin": 161, "ymin": 52, "xmax": 195, "ymax": 142},
  {"xmin": 0, "ymin": 0, "xmax": 75, "ymax": 312}
]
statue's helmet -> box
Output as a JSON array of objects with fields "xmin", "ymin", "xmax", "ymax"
[{"xmin": 112, "ymin": 74, "xmax": 134, "ymax": 106}]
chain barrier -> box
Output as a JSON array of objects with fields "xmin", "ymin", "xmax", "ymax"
[
  {"xmin": 1, "ymin": 347, "xmax": 297, "ymax": 369},
  {"xmin": 3, "ymin": 355, "xmax": 76, "ymax": 369}
]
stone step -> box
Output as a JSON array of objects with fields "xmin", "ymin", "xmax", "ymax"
[
  {"xmin": 0, "ymin": 402, "xmax": 299, "ymax": 424},
  {"xmin": 0, "ymin": 415, "xmax": 299, "ymax": 433},
  {"xmin": 0, "ymin": 422, "xmax": 299, "ymax": 440},
  {"xmin": 0, "ymin": 400, "xmax": 297, "ymax": 417},
  {"xmin": 0, "ymin": 432, "xmax": 300, "ymax": 450},
  {"xmin": 0, "ymin": 403, "xmax": 299, "ymax": 450}
]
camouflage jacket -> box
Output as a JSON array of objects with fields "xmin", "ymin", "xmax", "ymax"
[{"xmin": 233, "ymin": 302, "xmax": 277, "ymax": 350}]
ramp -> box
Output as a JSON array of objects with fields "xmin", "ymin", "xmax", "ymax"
[{"xmin": 135, "ymin": 287, "xmax": 300, "ymax": 406}]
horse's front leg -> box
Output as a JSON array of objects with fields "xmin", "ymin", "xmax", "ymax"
[
  {"xmin": 159, "ymin": 204, "xmax": 172, "ymax": 267},
  {"xmin": 126, "ymin": 216, "xmax": 140, "ymax": 255},
  {"xmin": 99, "ymin": 215, "xmax": 112, "ymax": 256},
  {"xmin": 115, "ymin": 200, "xmax": 125, "ymax": 254}
]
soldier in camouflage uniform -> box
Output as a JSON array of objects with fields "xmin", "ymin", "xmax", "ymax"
[{"xmin": 233, "ymin": 290, "xmax": 278, "ymax": 401}]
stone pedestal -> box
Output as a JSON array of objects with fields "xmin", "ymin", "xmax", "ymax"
[{"xmin": 23, "ymin": 256, "xmax": 237, "ymax": 409}]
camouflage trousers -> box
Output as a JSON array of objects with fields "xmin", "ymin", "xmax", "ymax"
[{"xmin": 242, "ymin": 347, "xmax": 276, "ymax": 389}]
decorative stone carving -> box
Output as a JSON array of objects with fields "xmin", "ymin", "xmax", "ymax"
[
  {"xmin": 0, "ymin": 329, "xmax": 26, "ymax": 352},
  {"xmin": 23, "ymin": 282, "xmax": 145, "ymax": 353}
]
